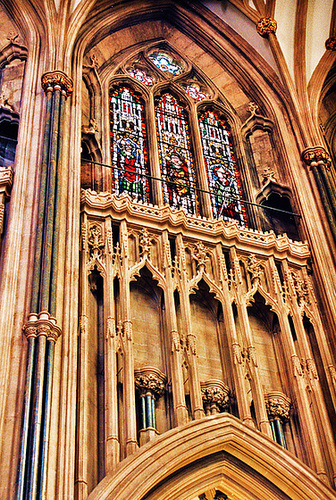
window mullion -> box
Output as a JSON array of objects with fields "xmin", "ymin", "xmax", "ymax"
[
  {"xmin": 189, "ymin": 102, "xmax": 213, "ymax": 219},
  {"xmin": 147, "ymin": 92, "xmax": 164, "ymax": 207}
]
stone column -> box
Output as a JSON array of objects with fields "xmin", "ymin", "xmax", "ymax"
[
  {"xmin": 135, "ymin": 366, "xmax": 166, "ymax": 446},
  {"xmin": 17, "ymin": 313, "xmax": 61, "ymax": 500},
  {"xmin": 301, "ymin": 146, "xmax": 336, "ymax": 242},
  {"xmin": 162, "ymin": 231, "xmax": 189, "ymax": 427},
  {"xmin": 265, "ymin": 391, "xmax": 291, "ymax": 448},
  {"xmin": 16, "ymin": 71, "xmax": 72, "ymax": 500}
]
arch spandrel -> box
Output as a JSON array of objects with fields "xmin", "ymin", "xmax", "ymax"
[{"xmin": 87, "ymin": 414, "xmax": 336, "ymax": 500}]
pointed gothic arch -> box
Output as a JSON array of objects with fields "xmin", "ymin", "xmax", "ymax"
[{"xmin": 87, "ymin": 414, "xmax": 334, "ymax": 500}]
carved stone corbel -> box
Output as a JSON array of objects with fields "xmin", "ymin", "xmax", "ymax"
[
  {"xmin": 201, "ymin": 379, "xmax": 230, "ymax": 415},
  {"xmin": 265, "ymin": 391, "xmax": 291, "ymax": 422},
  {"xmin": 134, "ymin": 366, "xmax": 166, "ymax": 398}
]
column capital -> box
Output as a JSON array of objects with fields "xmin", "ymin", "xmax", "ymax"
[
  {"xmin": 325, "ymin": 37, "xmax": 336, "ymax": 51},
  {"xmin": 265, "ymin": 391, "xmax": 291, "ymax": 421},
  {"xmin": 201, "ymin": 379, "xmax": 230, "ymax": 414},
  {"xmin": 23, "ymin": 311, "xmax": 62, "ymax": 342},
  {"xmin": 134, "ymin": 366, "xmax": 166, "ymax": 398},
  {"xmin": 41, "ymin": 70, "xmax": 73, "ymax": 96},
  {"xmin": 301, "ymin": 146, "xmax": 332, "ymax": 169},
  {"xmin": 256, "ymin": 17, "xmax": 277, "ymax": 37}
]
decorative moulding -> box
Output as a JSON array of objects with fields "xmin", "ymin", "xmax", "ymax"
[{"xmin": 80, "ymin": 190, "xmax": 310, "ymax": 263}]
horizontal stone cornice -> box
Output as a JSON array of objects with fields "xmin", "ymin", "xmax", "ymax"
[{"xmin": 81, "ymin": 190, "xmax": 310, "ymax": 265}]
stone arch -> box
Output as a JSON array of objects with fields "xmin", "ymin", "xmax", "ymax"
[{"xmin": 87, "ymin": 413, "xmax": 334, "ymax": 500}]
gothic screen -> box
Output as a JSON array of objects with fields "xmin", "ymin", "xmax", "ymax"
[
  {"xmin": 199, "ymin": 110, "xmax": 246, "ymax": 224},
  {"xmin": 155, "ymin": 93, "xmax": 198, "ymax": 215},
  {"xmin": 110, "ymin": 86, "xmax": 150, "ymax": 202}
]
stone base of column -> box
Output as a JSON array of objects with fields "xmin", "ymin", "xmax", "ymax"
[{"xmin": 139, "ymin": 427, "xmax": 159, "ymax": 446}]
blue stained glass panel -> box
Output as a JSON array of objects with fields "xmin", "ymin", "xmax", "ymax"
[
  {"xmin": 155, "ymin": 94, "xmax": 198, "ymax": 215},
  {"xmin": 149, "ymin": 52, "xmax": 182, "ymax": 75},
  {"xmin": 199, "ymin": 110, "xmax": 246, "ymax": 224},
  {"xmin": 110, "ymin": 87, "xmax": 150, "ymax": 203}
]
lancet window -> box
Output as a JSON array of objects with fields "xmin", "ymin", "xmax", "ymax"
[
  {"xmin": 199, "ymin": 110, "xmax": 246, "ymax": 224},
  {"xmin": 155, "ymin": 93, "xmax": 198, "ymax": 215},
  {"xmin": 105, "ymin": 47, "xmax": 247, "ymax": 224},
  {"xmin": 109, "ymin": 86, "xmax": 150, "ymax": 203}
]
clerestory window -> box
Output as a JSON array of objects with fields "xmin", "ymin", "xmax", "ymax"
[{"xmin": 106, "ymin": 47, "xmax": 247, "ymax": 224}]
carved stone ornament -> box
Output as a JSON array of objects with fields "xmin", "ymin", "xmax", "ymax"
[
  {"xmin": 248, "ymin": 101, "xmax": 259, "ymax": 116},
  {"xmin": 192, "ymin": 241, "xmax": 208, "ymax": 270},
  {"xmin": 0, "ymin": 165, "xmax": 14, "ymax": 192},
  {"xmin": 140, "ymin": 228, "xmax": 151, "ymax": 257},
  {"xmin": 88, "ymin": 223, "xmax": 104, "ymax": 260},
  {"xmin": 256, "ymin": 17, "xmax": 277, "ymax": 37},
  {"xmin": 289, "ymin": 270, "xmax": 308, "ymax": 306},
  {"xmin": 201, "ymin": 379, "xmax": 230, "ymax": 414},
  {"xmin": 301, "ymin": 146, "xmax": 332, "ymax": 169},
  {"xmin": 7, "ymin": 32, "xmax": 19, "ymax": 43},
  {"xmin": 247, "ymin": 254, "xmax": 262, "ymax": 283},
  {"xmin": 325, "ymin": 37, "xmax": 336, "ymax": 51},
  {"xmin": 306, "ymin": 358, "xmax": 318, "ymax": 380},
  {"xmin": 0, "ymin": 166, "xmax": 14, "ymax": 234},
  {"xmin": 265, "ymin": 391, "xmax": 291, "ymax": 421},
  {"xmin": 41, "ymin": 70, "xmax": 73, "ymax": 96},
  {"xmin": 23, "ymin": 311, "xmax": 62, "ymax": 343},
  {"xmin": 261, "ymin": 167, "xmax": 277, "ymax": 185},
  {"xmin": 187, "ymin": 333, "xmax": 197, "ymax": 355},
  {"xmin": 171, "ymin": 330, "xmax": 181, "ymax": 352},
  {"xmin": 232, "ymin": 342, "xmax": 242, "ymax": 364},
  {"xmin": 79, "ymin": 315, "xmax": 88, "ymax": 335},
  {"xmin": 134, "ymin": 366, "xmax": 167, "ymax": 398},
  {"xmin": 292, "ymin": 354, "xmax": 303, "ymax": 377}
]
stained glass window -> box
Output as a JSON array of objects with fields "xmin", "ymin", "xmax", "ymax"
[
  {"xmin": 127, "ymin": 68, "xmax": 154, "ymax": 86},
  {"xmin": 155, "ymin": 94, "xmax": 198, "ymax": 215},
  {"xmin": 110, "ymin": 86, "xmax": 150, "ymax": 203},
  {"xmin": 199, "ymin": 110, "xmax": 246, "ymax": 224},
  {"xmin": 183, "ymin": 84, "xmax": 208, "ymax": 101},
  {"xmin": 149, "ymin": 52, "xmax": 182, "ymax": 75}
]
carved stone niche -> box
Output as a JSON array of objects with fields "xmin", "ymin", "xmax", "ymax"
[
  {"xmin": 241, "ymin": 103, "xmax": 278, "ymax": 187},
  {"xmin": 201, "ymin": 379, "xmax": 230, "ymax": 416},
  {"xmin": 134, "ymin": 366, "xmax": 167, "ymax": 446},
  {"xmin": 265, "ymin": 391, "xmax": 291, "ymax": 422},
  {"xmin": 255, "ymin": 182, "xmax": 299, "ymax": 241}
]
